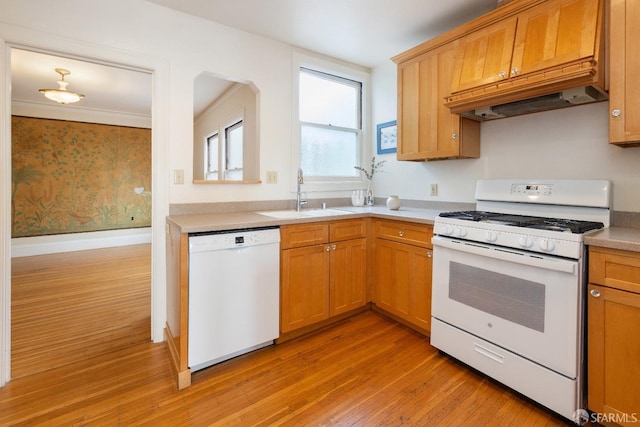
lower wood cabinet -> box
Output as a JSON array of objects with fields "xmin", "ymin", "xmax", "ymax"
[
  {"xmin": 280, "ymin": 220, "xmax": 367, "ymax": 334},
  {"xmin": 372, "ymin": 219, "xmax": 433, "ymax": 334},
  {"xmin": 588, "ymin": 247, "xmax": 640, "ymax": 423}
]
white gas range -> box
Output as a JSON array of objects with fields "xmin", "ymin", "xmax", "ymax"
[{"xmin": 430, "ymin": 179, "xmax": 611, "ymax": 424}]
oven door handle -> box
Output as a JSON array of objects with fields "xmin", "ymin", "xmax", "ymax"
[{"xmin": 432, "ymin": 236, "xmax": 576, "ymax": 274}]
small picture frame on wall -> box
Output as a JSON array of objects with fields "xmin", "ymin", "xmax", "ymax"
[{"xmin": 377, "ymin": 120, "xmax": 397, "ymax": 154}]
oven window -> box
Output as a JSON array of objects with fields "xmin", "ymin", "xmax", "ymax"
[{"xmin": 449, "ymin": 262, "xmax": 545, "ymax": 332}]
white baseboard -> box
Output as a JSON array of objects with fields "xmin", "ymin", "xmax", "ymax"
[{"xmin": 11, "ymin": 228, "xmax": 152, "ymax": 258}]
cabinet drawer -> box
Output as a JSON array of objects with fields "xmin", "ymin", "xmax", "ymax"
[
  {"xmin": 281, "ymin": 223, "xmax": 329, "ymax": 249},
  {"xmin": 589, "ymin": 247, "xmax": 640, "ymax": 294},
  {"xmin": 374, "ymin": 219, "xmax": 433, "ymax": 248},
  {"xmin": 329, "ymin": 219, "xmax": 366, "ymax": 242}
]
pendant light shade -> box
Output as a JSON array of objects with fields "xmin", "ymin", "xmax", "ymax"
[{"xmin": 39, "ymin": 68, "xmax": 85, "ymax": 104}]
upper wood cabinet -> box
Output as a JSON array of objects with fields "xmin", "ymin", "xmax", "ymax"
[
  {"xmin": 394, "ymin": 41, "xmax": 480, "ymax": 161},
  {"xmin": 446, "ymin": 0, "xmax": 605, "ymax": 113},
  {"xmin": 608, "ymin": 0, "xmax": 640, "ymax": 146},
  {"xmin": 450, "ymin": 17, "xmax": 517, "ymax": 93}
]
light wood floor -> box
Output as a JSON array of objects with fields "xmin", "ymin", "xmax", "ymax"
[
  {"xmin": 2, "ymin": 245, "xmax": 576, "ymax": 426},
  {"xmin": 10, "ymin": 244, "xmax": 151, "ymax": 379}
]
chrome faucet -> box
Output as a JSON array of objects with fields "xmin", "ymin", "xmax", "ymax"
[{"xmin": 296, "ymin": 167, "xmax": 307, "ymax": 212}]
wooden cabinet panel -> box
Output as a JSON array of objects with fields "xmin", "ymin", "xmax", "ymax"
[
  {"xmin": 330, "ymin": 238, "xmax": 367, "ymax": 316},
  {"xmin": 396, "ymin": 41, "xmax": 480, "ymax": 161},
  {"xmin": 280, "ymin": 219, "xmax": 368, "ymax": 334},
  {"xmin": 373, "ymin": 221, "xmax": 434, "ymax": 334},
  {"xmin": 450, "ymin": 17, "xmax": 517, "ymax": 93},
  {"xmin": 588, "ymin": 284, "xmax": 640, "ymax": 421},
  {"xmin": 511, "ymin": 0, "xmax": 601, "ymax": 76},
  {"xmin": 588, "ymin": 247, "xmax": 640, "ymax": 422},
  {"xmin": 281, "ymin": 223, "xmax": 328, "ymax": 249},
  {"xmin": 329, "ymin": 219, "xmax": 366, "ymax": 242},
  {"xmin": 609, "ymin": 0, "xmax": 640, "ymax": 145},
  {"xmin": 374, "ymin": 219, "xmax": 434, "ymax": 248},
  {"xmin": 590, "ymin": 247, "xmax": 640, "ymax": 294},
  {"xmin": 446, "ymin": 0, "xmax": 604, "ymax": 114},
  {"xmin": 280, "ymin": 244, "xmax": 330, "ymax": 333}
]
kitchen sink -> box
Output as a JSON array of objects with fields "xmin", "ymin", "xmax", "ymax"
[{"xmin": 257, "ymin": 209, "xmax": 355, "ymax": 219}]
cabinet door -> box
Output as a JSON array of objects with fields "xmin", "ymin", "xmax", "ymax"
[
  {"xmin": 397, "ymin": 42, "xmax": 479, "ymax": 161},
  {"xmin": 280, "ymin": 244, "xmax": 330, "ymax": 332},
  {"xmin": 330, "ymin": 238, "xmax": 367, "ymax": 316},
  {"xmin": 588, "ymin": 284, "xmax": 640, "ymax": 420},
  {"xmin": 511, "ymin": 0, "xmax": 601, "ymax": 77},
  {"xmin": 374, "ymin": 238, "xmax": 432, "ymax": 333},
  {"xmin": 450, "ymin": 17, "xmax": 517, "ymax": 94},
  {"xmin": 609, "ymin": 0, "xmax": 640, "ymax": 145},
  {"xmin": 410, "ymin": 248, "xmax": 433, "ymax": 333}
]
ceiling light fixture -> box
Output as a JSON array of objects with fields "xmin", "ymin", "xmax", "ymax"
[{"xmin": 39, "ymin": 68, "xmax": 85, "ymax": 104}]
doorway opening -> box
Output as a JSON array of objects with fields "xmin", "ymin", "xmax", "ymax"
[{"xmin": 8, "ymin": 47, "xmax": 153, "ymax": 379}]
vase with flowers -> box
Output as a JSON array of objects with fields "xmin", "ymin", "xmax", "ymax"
[{"xmin": 354, "ymin": 156, "xmax": 386, "ymax": 206}]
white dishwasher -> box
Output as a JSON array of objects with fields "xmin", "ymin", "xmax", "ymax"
[{"xmin": 188, "ymin": 227, "xmax": 280, "ymax": 372}]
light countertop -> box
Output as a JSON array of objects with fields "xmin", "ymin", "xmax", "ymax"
[
  {"xmin": 167, "ymin": 205, "xmax": 640, "ymax": 253},
  {"xmin": 167, "ymin": 205, "xmax": 440, "ymax": 234},
  {"xmin": 585, "ymin": 227, "xmax": 640, "ymax": 253}
]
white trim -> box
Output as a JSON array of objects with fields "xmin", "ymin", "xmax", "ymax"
[
  {"xmin": 11, "ymin": 100, "xmax": 151, "ymax": 128},
  {"xmin": 0, "ymin": 38, "xmax": 11, "ymax": 387},
  {"xmin": 11, "ymin": 228, "xmax": 152, "ymax": 258},
  {"xmin": 291, "ymin": 49, "xmax": 372, "ymax": 194},
  {"xmin": 0, "ymin": 27, "xmax": 171, "ymax": 386}
]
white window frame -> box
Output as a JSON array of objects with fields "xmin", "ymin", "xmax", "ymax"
[
  {"xmin": 204, "ymin": 110, "xmax": 245, "ymax": 181},
  {"xmin": 292, "ymin": 50, "xmax": 371, "ymax": 193}
]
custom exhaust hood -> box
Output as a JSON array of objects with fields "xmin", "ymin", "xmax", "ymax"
[{"xmin": 462, "ymin": 86, "xmax": 608, "ymax": 120}]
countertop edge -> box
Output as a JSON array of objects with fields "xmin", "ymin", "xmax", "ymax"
[
  {"xmin": 585, "ymin": 227, "xmax": 640, "ymax": 253},
  {"xmin": 166, "ymin": 207, "xmax": 438, "ymax": 234}
]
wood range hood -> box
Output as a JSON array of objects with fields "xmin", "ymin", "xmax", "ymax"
[{"xmin": 442, "ymin": 0, "xmax": 607, "ymax": 121}]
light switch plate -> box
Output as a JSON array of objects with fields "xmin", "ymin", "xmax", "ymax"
[
  {"xmin": 174, "ymin": 169, "xmax": 184, "ymax": 185},
  {"xmin": 266, "ymin": 171, "xmax": 277, "ymax": 184},
  {"xmin": 430, "ymin": 183, "xmax": 438, "ymax": 196}
]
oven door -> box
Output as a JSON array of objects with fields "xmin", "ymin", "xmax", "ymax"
[{"xmin": 431, "ymin": 236, "xmax": 583, "ymax": 378}]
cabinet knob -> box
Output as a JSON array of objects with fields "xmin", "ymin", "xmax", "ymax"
[
  {"xmin": 427, "ymin": 251, "xmax": 432, "ymax": 258},
  {"xmin": 326, "ymin": 245, "xmax": 331, "ymax": 252},
  {"xmin": 399, "ymin": 231, "xmax": 404, "ymax": 237},
  {"xmin": 590, "ymin": 289, "xmax": 601, "ymax": 298},
  {"xmin": 511, "ymin": 67, "xmax": 519, "ymax": 76},
  {"xmin": 499, "ymin": 71, "xmax": 506, "ymax": 78},
  {"xmin": 611, "ymin": 109, "xmax": 622, "ymax": 117},
  {"xmin": 331, "ymin": 244, "xmax": 337, "ymax": 250},
  {"xmin": 452, "ymin": 133, "xmax": 457, "ymax": 140}
]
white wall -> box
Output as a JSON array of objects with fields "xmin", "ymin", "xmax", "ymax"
[{"xmin": 371, "ymin": 61, "xmax": 640, "ymax": 213}]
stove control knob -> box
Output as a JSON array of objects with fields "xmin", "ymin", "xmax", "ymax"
[
  {"xmin": 439, "ymin": 224, "xmax": 454, "ymax": 236},
  {"xmin": 455, "ymin": 227, "xmax": 467, "ymax": 237},
  {"xmin": 484, "ymin": 231, "xmax": 498, "ymax": 242},
  {"xmin": 539, "ymin": 238, "xmax": 555, "ymax": 252},
  {"xmin": 518, "ymin": 236, "xmax": 533, "ymax": 248}
]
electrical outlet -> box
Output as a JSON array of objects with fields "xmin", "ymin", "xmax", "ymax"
[
  {"xmin": 430, "ymin": 183, "xmax": 438, "ymax": 197},
  {"xmin": 174, "ymin": 169, "xmax": 184, "ymax": 185},
  {"xmin": 266, "ymin": 171, "xmax": 278, "ymax": 184}
]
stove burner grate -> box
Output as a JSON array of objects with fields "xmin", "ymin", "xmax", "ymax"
[{"xmin": 438, "ymin": 211, "xmax": 604, "ymax": 234}]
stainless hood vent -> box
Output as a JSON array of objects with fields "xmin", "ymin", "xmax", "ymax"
[{"xmin": 465, "ymin": 86, "xmax": 608, "ymax": 121}]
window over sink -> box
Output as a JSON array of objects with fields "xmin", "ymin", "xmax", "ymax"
[{"xmin": 292, "ymin": 51, "xmax": 371, "ymax": 191}]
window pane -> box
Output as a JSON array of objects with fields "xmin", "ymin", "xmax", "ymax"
[
  {"xmin": 225, "ymin": 121, "xmax": 243, "ymax": 180},
  {"xmin": 300, "ymin": 70, "xmax": 358, "ymax": 129},
  {"xmin": 206, "ymin": 133, "xmax": 219, "ymax": 180},
  {"xmin": 301, "ymin": 125, "xmax": 358, "ymax": 177}
]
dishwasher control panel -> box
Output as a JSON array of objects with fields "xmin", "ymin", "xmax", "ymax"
[{"xmin": 189, "ymin": 227, "xmax": 280, "ymax": 253}]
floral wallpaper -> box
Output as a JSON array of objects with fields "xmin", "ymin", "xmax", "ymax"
[{"xmin": 11, "ymin": 116, "xmax": 151, "ymax": 237}]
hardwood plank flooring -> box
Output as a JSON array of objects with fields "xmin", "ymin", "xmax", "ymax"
[
  {"xmin": 1, "ymin": 312, "xmax": 574, "ymax": 425},
  {"xmin": 4, "ymin": 245, "xmax": 576, "ymax": 425},
  {"xmin": 10, "ymin": 244, "xmax": 151, "ymax": 379}
]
